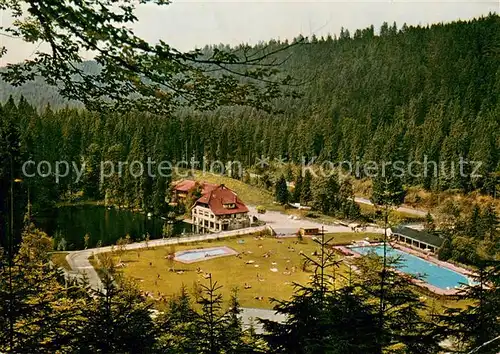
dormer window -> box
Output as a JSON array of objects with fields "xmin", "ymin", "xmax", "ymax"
[{"xmin": 223, "ymin": 203, "xmax": 236, "ymax": 209}]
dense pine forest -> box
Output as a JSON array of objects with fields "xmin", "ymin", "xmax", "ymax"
[{"xmin": 1, "ymin": 15, "xmax": 500, "ymax": 197}]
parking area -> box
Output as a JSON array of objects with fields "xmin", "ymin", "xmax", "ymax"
[{"xmin": 247, "ymin": 206, "xmax": 384, "ymax": 236}]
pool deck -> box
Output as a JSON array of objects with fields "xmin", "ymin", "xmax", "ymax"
[
  {"xmin": 335, "ymin": 242, "xmax": 476, "ymax": 296},
  {"xmin": 174, "ymin": 246, "xmax": 238, "ymax": 264}
]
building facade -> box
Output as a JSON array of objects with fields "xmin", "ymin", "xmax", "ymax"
[
  {"xmin": 191, "ymin": 184, "xmax": 250, "ymax": 232},
  {"xmin": 171, "ymin": 180, "xmax": 217, "ymax": 204},
  {"xmin": 390, "ymin": 225, "xmax": 443, "ymax": 253}
]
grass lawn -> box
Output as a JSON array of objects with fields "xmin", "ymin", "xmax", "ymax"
[
  {"xmin": 55, "ymin": 200, "xmax": 104, "ymax": 208},
  {"xmin": 104, "ymin": 233, "xmax": 377, "ymax": 309},
  {"xmin": 50, "ymin": 252, "xmax": 71, "ymax": 270},
  {"xmin": 96, "ymin": 231, "xmax": 470, "ymax": 313}
]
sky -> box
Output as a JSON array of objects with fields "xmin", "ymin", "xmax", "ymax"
[{"xmin": 1, "ymin": 0, "xmax": 499, "ymax": 65}]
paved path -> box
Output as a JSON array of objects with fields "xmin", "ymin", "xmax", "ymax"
[
  {"xmin": 240, "ymin": 307, "xmax": 287, "ymax": 333},
  {"xmin": 354, "ymin": 197, "xmax": 428, "ymax": 217}
]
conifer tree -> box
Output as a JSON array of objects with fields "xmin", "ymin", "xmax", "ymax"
[
  {"xmin": 193, "ymin": 275, "xmax": 236, "ymax": 354},
  {"xmin": 261, "ymin": 229, "xmax": 380, "ymax": 353},
  {"xmin": 439, "ymin": 261, "xmax": 500, "ymax": 354},
  {"xmin": 0, "ymin": 225, "xmax": 84, "ymax": 353},
  {"xmin": 292, "ymin": 173, "xmax": 303, "ymax": 203},
  {"xmin": 300, "ymin": 170, "xmax": 313, "ymax": 206},
  {"xmin": 155, "ymin": 285, "xmax": 198, "ymax": 353},
  {"xmin": 354, "ymin": 254, "xmax": 440, "ymax": 353},
  {"xmin": 311, "ymin": 175, "xmax": 340, "ymax": 215},
  {"xmin": 275, "ymin": 175, "xmax": 289, "ymax": 205},
  {"xmin": 370, "ymin": 170, "xmax": 406, "ymax": 348},
  {"xmin": 75, "ymin": 256, "xmax": 156, "ymax": 353}
]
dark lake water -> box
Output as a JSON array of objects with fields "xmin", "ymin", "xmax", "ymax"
[{"xmin": 34, "ymin": 205, "xmax": 194, "ymax": 250}]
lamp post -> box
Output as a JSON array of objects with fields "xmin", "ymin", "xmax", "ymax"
[
  {"xmin": 7, "ymin": 155, "xmax": 23, "ymax": 350},
  {"xmin": 9, "ymin": 155, "xmax": 23, "ymax": 258}
]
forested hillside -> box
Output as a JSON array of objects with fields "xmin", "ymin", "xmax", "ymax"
[{"xmin": 1, "ymin": 14, "xmax": 499, "ymax": 210}]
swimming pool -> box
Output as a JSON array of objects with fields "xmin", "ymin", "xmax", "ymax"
[
  {"xmin": 175, "ymin": 246, "xmax": 237, "ymax": 263},
  {"xmin": 350, "ymin": 245, "xmax": 471, "ymax": 290}
]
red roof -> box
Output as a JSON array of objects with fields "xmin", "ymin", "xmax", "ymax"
[
  {"xmin": 194, "ymin": 184, "xmax": 249, "ymax": 216},
  {"xmin": 174, "ymin": 180, "xmax": 218, "ymax": 194}
]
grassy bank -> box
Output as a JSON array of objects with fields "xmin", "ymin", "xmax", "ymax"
[
  {"xmin": 191, "ymin": 171, "xmax": 279, "ymax": 210},
  {"xmin": 55, "ymin": 200, "xmax": 104, "ymax": 208},
  {"xmin": 93, "ymin": 232, "xmax": 470, "ymax": 312},
  {"xmin": 358, "ymin": 203, "xmax": 426, "ymax": 224},
  {"xmin": 50, "ymin": 252, "xmax": 71, "ymax": 270}
]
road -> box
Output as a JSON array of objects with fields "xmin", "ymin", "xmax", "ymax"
[{"xmin": 240, "ymin": 307, "xmax": 287, "ymax": 333}]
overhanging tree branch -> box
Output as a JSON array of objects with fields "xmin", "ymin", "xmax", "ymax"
[{"xmin": 1, "ymin": 0, "xmax": 303, "ymax": 114}]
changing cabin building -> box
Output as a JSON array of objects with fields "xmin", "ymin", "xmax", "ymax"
[
  {"xmin": 390, "ymin": 226, "xmax": 444, "ymax": 253},
  {"xmin": 298, "ymin": 227, "xmax": 320, "ymax": 237},
  {"xmin": 191, "ymin": 184, "xmax": 250, "ymax": 232}
]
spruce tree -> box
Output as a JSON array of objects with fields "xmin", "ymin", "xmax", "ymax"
[
  {"xmin": 155, "ymin": 285, "xmax": 198, "ymax": 353},
  {"xmin": 275, "ymin": 175, "xmax": 289, "ymax": 205},
  {"xmin": 300, "ymin": 170, "xmax": 313, "ymax": 206},
  {"xmin": 292, "ymin": 173, "xmax": 303, "ymax": 203},
  {"xmin": 354, "ymin": 254, "xmax": 440, "ymax": 353},
  {"xmin": 311, "ymin": 175, "xmax": 340, "ymax": 215},
  {"xmin": 261, "ymin": 229, "xmax": 380, "ymax": 353},
  {"xmin": 370, "ymin": 170, "xmax": 406, "ymax": 349},
  {"xmin": 439, "ymin": 261, "xmax": 500, "ymax": 354},
  {"xmin": 193, "ymin": 275, "xmax": 236, "ymax": 354},
  {"xmin": 0, "ymin": 225, "xmax": 84, "ymax": 353},
  {"xmin": 75, "ymin": 256, "xmax": 156, "ymax": 353}
]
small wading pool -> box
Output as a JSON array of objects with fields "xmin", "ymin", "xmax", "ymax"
[
  {"xmin": 350, "ymin": 245, "xmax": 472, "ymax": 291},
  {"xmin": 175, "ymin": 246, "xmax": 237, "ymax": 263}
]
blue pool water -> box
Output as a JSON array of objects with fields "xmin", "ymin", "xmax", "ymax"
[
  {"xmin": 176, "ymin": 248, "xmax": 228, "ymax": 262},
  {"xmin": 350, "ymin": 245, "xmax": 470, "ymax": 290}
]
